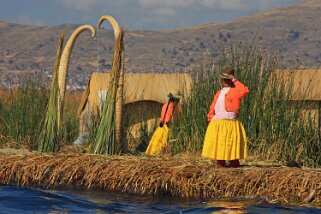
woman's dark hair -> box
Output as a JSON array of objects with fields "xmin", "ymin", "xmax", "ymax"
[
  {"xmin": 222, "ymin": 78, "xmax": 234, "ymax": 87},
  {"xmin": 169, "ymin": 97, "xmax": 180, "ymax": 103},
  {"xmin": 221, "ymin": 67, "xmax": 235, "ymax": 87}
]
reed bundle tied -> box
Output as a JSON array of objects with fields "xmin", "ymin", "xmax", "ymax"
[
  {"xmin": 37, "ymin": 34, "xmax": 64, "ymax": 152},
  {"xmin": 0, "ymin": 153, "xmax": 320, "ymax": 205},
  {"xmin": 92, "ymin": 28, "xmax": 125, "ymax": 154},
  {"xmin": 57, "ymin": 25, "xmax": 96, "ymax": 130}
]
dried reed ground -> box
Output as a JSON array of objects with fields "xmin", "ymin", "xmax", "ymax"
[{"xmin": 0, "ymin": 152, "xmax": 320, "ymax": 206}]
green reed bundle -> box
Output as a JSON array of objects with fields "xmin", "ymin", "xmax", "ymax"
[
  {"xmin": 91, "ymin": 30, "xmax": 124, "ymax": 154},
  {"xmin": 37, "ymin": 34, "xmax": 64, "ymax": 152}
]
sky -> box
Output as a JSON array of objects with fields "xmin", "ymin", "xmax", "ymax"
[{"xmin": 0, "ymin": 0, "xmax": 306, "ymax": 30}]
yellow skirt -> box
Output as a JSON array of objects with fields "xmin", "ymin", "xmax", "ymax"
[
  {"xmin": 202, "ymin": 120, "xmax": 247, "ymax": 160},
  {"xmin": 145, "ymin": 125, "xmax": 169, "ymax": 155}
]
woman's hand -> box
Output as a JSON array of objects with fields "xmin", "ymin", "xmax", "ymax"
[{"xmin": 227, "ymin": 74, "xmax": 237, "ymax": 82}]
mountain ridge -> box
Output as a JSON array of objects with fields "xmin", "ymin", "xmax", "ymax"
[{"xmin": 1, "ymin": 0, "xmax": 321, "ymax": 88}]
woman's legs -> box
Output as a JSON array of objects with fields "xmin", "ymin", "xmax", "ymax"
[
  {"xmin": 230, "ymin": 159, "xmax": 240, "ymax": 168},
  {"xmin": 216, "ymin": 160, "xmax": 226, "ymax": 167}
]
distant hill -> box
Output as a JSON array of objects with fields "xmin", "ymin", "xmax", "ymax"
[{"xmin": 1, "ymin": 0, "xmax": 321, "ymax": 88}]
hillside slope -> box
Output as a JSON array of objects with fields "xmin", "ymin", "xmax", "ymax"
[{"xmin": 0, "ymin": 0, "xmax": 320, "ymax": 88}]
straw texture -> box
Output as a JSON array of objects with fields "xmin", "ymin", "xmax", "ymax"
[
  {"xmin": 272, "ymin": 69, "xmax": 321, "ymax": 100},
  {"xmin": 77, "ymin": 73, "xmax": 193, "ymax": 115},
  {"xmin": 57, "ymin": 25, "xmax": 96, "ymax": 129},
  {"xmin": 0, "ymin": 153, "xmax": 320, "ymax": 205}
]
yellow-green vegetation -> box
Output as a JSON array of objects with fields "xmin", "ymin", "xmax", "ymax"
[
  {"xmin": 0, "ymin": 46, "xmax": 320, "ymax": 166},
  {"xmin": 0, "ymin": 86, "xmax": 47, "ymax": 149},
  {"xmin": 37, "ymin": 34, "xmax": 64, "ymax": 152},
  {"xmin": 92, "ymin": 29, "xmax": 125, "ymax": 154},
  {"xmin": 0, "ymin": 87, "xmax": 79, "ymax": 150},
  {"xmin": 91, "ymin": 15, "xmax": 125, "ymax": 155}
]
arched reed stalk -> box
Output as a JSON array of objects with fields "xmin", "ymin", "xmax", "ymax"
[
  {"xmin": 98, "ymin": 15, "xmax": 126, "ymax": 152},
  {"xmin": 57, "ymin": 25, "xmax": 96, "ymax": 130}
]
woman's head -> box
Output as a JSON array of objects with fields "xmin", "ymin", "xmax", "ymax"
[
  {"xmin": 168, "ymin": 89, "xmax": 181, "ymax": 103},
  {"xmin": 220, "ymin": 67, "xmax": 235, "ymax": 87},
  {"xmin": 222, "ymin": 67, "xmax": 235, "ymax": 76}
]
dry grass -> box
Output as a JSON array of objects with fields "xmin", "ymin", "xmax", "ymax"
[
  {"xmin": 0, "ymin": 89, "xmax": 82, "ymax": 107},
  {"xmin": 0, "ymin": 152, "xmax": 320, "ymax": 206},
  {"xmin": 0, "ymin": 89, "xmax": 11, "ymax": 101}
]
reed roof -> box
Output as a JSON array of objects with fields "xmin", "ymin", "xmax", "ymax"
[
  {"xmin": 78, "ymin": 72, "xmax": 193, "ymax": 115},
  {"xmin": 273, "ymin": 69, "xmax": 321, "ymax": 101}
]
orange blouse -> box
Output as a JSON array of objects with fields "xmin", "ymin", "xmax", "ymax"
[
  {"xmin": 207, "ymin": 80, "xmax": 249, "ymax": 121},
  {"xmin": 161, "ymin": 102, "xmax": 182, "ymax": 123}
]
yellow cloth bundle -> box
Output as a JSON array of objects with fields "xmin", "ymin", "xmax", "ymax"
[
  {"xmin": 145, "ymin": 125, "xmax": 169, "ymax": 155},
  {"xmin": 202, "ymin": 120, "xmax": 247, "ymax": 160}
]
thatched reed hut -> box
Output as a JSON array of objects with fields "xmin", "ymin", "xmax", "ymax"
[
  {"xmin": 76, "ymin": 72, "xmax": 193, "ymax": 144},
  {"xmin": 272, "ymin": 69, "xmax": 321, "ymax": 135}
]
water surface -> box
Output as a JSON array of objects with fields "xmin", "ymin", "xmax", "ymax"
[{"xmin": 0, "ymin": 185, "xmax": 320, "ymax": 213}]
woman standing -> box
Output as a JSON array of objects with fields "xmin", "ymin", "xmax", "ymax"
[
  {"xmin": 202, "ymin": 68, "xmax": 249, "ymax": 167},
  {"xmin": 145, "ymin": 90, "xmax": 182, "ymax": 155}
]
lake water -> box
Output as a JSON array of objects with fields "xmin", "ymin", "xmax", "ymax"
[{"xmin": 0, "ymin": 185, "xmax": 320, "ymax": 213}]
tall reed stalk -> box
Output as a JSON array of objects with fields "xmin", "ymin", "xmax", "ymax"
[
  {"xmin": 91, "ymin": 29, "xmax": 125, "ymax": 154},
  {"xmin": 37, "ymin": 34, "xmax": 64, "ymax": 152}
]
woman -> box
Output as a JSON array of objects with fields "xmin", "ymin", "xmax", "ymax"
[
  {"xmin": 159, "ymin": 91, "xmax": 182, "ymax": 128},
  {"xmin": 145, "ymin": 90, "xmax": 182, "ymax": 155},
  {"xmin": 202, "ymin": 68, "xmax": 249, "ymax": 167}
]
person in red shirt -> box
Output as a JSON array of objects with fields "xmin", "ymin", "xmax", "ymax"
[
  {"xmin": 145, "ymin": 90, "xmax": 182, "ymax": 155},
  {"xmin": 202, "ymin": 68, "xmax": 249, "ymax": 167},
  {"xmin": 159, "ymin": 91, "xmax": 182, "ymax": 127}
]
